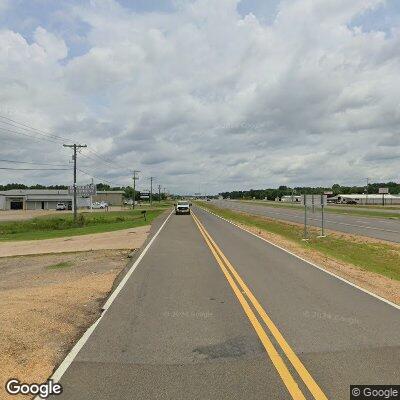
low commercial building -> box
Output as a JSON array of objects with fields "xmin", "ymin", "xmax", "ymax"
[
  {"xmin": 280, "ymin": 195, "xmax": 302, "ymax": 203},
  {"xmin": 92, "ymin": 191, "xmax": 124, "ymax": 206},
  {"xmin": 337, "ymin": 194, "xmax": 400, "ymax": 205},
  {"xmin": 0, "ymin": 189, "xmax": 90, "ymax": 210}
]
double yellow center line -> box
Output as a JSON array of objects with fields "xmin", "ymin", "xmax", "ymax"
[{"xmin": 191, "ymin": 211, "xmax": 328, "ymax": 400}]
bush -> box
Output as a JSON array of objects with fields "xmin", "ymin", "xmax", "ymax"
[{"xmin": 76, "ymin": 214, "xmax": 86, "ymax": 227}]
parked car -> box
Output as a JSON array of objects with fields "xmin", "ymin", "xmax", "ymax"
[
  {"xmin": 56, "ymin": 202, "xmax": 66, "ymax": 211},
  {"xmin": 92, "ymin": 201, "xmax": 108, "ymax": 209}
]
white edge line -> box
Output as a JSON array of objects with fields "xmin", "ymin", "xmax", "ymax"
[
  {"xmin": 38, "ymin": 209, "xmax": 174, "ymax": 390},
  {"xmin": 199, "ymin": 206, "xmax": 400, "ymax": 311}
]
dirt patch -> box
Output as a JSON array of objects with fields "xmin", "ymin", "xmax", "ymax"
[
  {"xmin": 235, "ymin": 221, "xmax": 400, "ymax": 305},
  {"xmin": 0, "ymin": 225, "xmax": 150, "ymax": 257},
  {"xmin": 0, "ymin": 250, "xmax": 130, "ymax": 400},
  {"xmin": 0, "ymin": 209, "xmax": 63, "ymax": 222}
]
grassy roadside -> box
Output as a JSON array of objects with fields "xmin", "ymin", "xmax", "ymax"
[
  {"xmin": 239, "ymin": 200, "xmax": 400, "ymax": 219},
  {"xmin": 0, "ymin": 207, "xmax": 169, "ymax": 241},
  {"xmin": 198, "ymin": 202, "xmax": 400, "ymax": 281}
]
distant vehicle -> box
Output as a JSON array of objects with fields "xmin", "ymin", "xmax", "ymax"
[
  {"xmin": 92, "ymin": 201, "xmax": 108, "ymax": 209},
  {"xmin": 344, "ymin": 199, "xmax": 358, "ymax": 205},
  {"xmin": 175, "ymin": 200, "xmax": 191, "ymax": 215},
  {"xmin": 56, "ymin": 202, "xmax": 66, "ymax": 211}
]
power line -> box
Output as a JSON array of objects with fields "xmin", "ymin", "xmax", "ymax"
[
  {"xmin": 0, "ymin": 167, "xmax": 70, "ymax": 171},
  {"xmin": 0, "ymin": 126, "xmax": 61, "ymax": 144},
  {"xmin": 0, "ymin": 115, "xmax": 68, "ymax": 142},
  {"xmin": 0, "ymin": 114, "xmax": 134, "ymax": 173},
  {"xmin": 0, "ymin": 158, "xmax": 69, "ymax": 167},
  {"xmin": 77, "ymin": 168, "xmax": 124, "ymax": 187}
]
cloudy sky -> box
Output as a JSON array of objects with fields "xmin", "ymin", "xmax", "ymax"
[{"xmin": 0, "ymin": 0, "xmax": 399, "ymax": 194}]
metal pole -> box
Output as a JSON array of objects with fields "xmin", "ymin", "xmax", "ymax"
[
  {"xmin": 158, "ymin": 184, "xmax": 161, "ymax": 202},
  {"xmin": 90, "ymin": 178, "xmax": 93, "ymax": 212},
  {"xmin": 73, "ymin": 144, "xmax": 77, "ymax": 221},
  {"xmin": 321, "ymin": 204, "xmax": 325, "ymax": 237},
  {"xmin": 150, "ymin": 177, "xmax": 154, "ymax": 206},
  {"xmin": 303, "ymin": 194, "xmax": 308, "ymax": 240},
  {"xmin": 132, "ymin": 170, "xmax": 140, "ymax": 210}
]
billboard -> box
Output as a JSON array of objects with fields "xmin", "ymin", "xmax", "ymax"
[{"xmin": 68, "ymin": 184, "xmax": 96, "ymax": 196}]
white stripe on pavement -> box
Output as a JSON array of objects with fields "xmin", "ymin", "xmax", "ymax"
[{"xmin": 36, "ymin": 209, "xmax": 173, "ymax": 395}]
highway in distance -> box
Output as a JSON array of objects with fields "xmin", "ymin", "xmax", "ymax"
[
  {"xmin": 212, "ymin": 199, "xmax": 400, "ymax": 243},
  {"xmin": 52, "ymin": 206, "xmax": 400, "ymax": 400}
]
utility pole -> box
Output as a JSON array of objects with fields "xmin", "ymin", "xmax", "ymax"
[
  {"xmin": 90, "ymin": 178, "xmax": 94, "ymax": 212},
  {"xmin": 158, "ymin": 184, "xmax": 161, "ymax": 202},
  {"xmin": 132, "ymin": 170, "xmax": 140, "ymax": 209},
  {"xmin": 149, "ymin": 177, "xmax": 155, "ymax": 206},
  {"xmin": 365, "ymin": 177, "xmax": 370, "ymax": 205},
  {"xmin": 63, "ymin": 143, "xmax": 87, "ymax": 223}
]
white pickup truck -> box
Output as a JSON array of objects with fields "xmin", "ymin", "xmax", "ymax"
[{"xmin": 174, "ymin": 200, "xmax": 191, "ymax": 215}]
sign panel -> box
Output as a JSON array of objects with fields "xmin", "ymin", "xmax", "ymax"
[
  {"xmin": 378, "ymin": 187, "xmax": 389, "ymax": 194},
  {"xmin": 68, "ymin": 184, "xmax": 96, "ymax": 196},
  {"xmin": 301, "ymin": 194, "xmax": 327, "ymax": 206},
  {"xmin": 140, "ymin": 191, "xmax": 150, "ymax": 199}
]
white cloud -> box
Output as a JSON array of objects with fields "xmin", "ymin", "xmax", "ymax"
[
  {"xmin": 34, "ymin": 26, "xmax": 68, "ymax": 61},
  {"xmin": 0, "ymin": 0, "xmax": 399, "ymax": 193}
]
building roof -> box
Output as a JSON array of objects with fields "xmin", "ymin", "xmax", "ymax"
[
  {"xmin": 338, "ymin": 194, "xmax": 400, "ymax": 199},
  {"xmin": 0, "ymin": 189, "xmax": 69, "ymax": 196}
]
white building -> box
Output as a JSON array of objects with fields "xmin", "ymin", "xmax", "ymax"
[
  {"xmin": 0, "ymin": 189, "xmax": 90, "ymax": 210},
  {"xmin": 280, "ymin": 195, "xmax": 302, "ymax": 203},
  {"xmin": 337, "ymin": 194, "xmax": 400, "ymax": 205}
]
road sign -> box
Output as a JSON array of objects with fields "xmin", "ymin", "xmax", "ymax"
[
  {"xmin": 301, "ymin": 195, "xmax": 327, "ymax": 240},
  {"xmin": 378, "ymin": 187, "xmax": 389, "ymax": 194},
  {"xmin": 301, "ymin": 194, "xmax": 327, "ymax": 206},
  {"xmin": 140, "ymin": 191, "xmax": 150, "ymax": 200},
  {"xmin": 68, "ymin": 184, "xmax": 96, "ymax": 196}
]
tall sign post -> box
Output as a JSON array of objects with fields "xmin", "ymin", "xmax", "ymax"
[
  {"xmin": 302, "ymin": 194, "xmax": 309, "ymax": 240},
  {"xmin": 302, "ymin": 194, "xmax": 327, "ymax": 240},
  {"xmin": 132, "ymin": 170, "xmax": 140, "ymax": 209},
  {"xmin": 379, "ymin": 187, "xmax": 389, "ymax": 206},
  {"xmin": 318, "ymin": 195, "xmax": 327, "ymax": 238}
]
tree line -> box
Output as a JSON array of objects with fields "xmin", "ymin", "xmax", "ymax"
[{"xmin": 219, "ymin": 182, "xmax": 400, "ymax": 201}]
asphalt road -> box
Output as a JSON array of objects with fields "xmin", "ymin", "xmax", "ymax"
[
  {"xmin": 212, "ymin": 199, "xmax": 400, "ymax": 243},
  {"xmin": 52, "ymin": 206, "xmax": 400, "ymax": 400}
]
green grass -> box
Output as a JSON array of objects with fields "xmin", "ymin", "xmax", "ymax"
[
  {"xmin": 0, "ymin": 207, "xmax": 169, "ymax": 241},
  {"xmin": 198, "ymin": 202, "xmax": 400, "ymax": 281},
  {"xmin": 46, "ymin": 261, "xmax": 74, "ymax": 269},
  {"xmin": 239, "ymin": 199, "xmax": 400, "ymax": 219}
]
